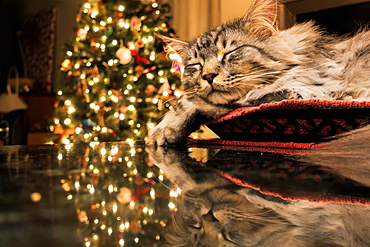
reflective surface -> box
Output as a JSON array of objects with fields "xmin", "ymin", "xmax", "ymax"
[{"xmin": 1, "ymin": 143, "xmax": 370, "ymax": 247}]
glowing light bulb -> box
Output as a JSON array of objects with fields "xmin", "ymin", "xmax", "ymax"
[
  {"xmin": 67, "ymin": 106, "xmax": 76, "ymax": 114},
  {"xmin": 91, "ymin": 11, "xmax": 98, "ymax": 18},
  {"xmin": 128, "ymin": 105, "xmax": 135, "ymax": 111},
  {"xmin": 119, "ymin": 239, "xmax": 125, "ymax": 246}
]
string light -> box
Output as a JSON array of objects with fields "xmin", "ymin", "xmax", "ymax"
[{"xmin": 91, "ymin": 11, "xmax": 98, "ymax": 19}]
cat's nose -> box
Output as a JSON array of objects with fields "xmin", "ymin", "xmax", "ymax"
[
  {"xmin": 202, "ymin": 73, "xmax": 218, "ymax": 84},
  {"xmin": 202, "ymin": 210, "xmax": 219, "ymax": 222}
]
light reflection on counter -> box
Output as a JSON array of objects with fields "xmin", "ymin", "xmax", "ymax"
[{"xmin": 57, "ymin": 142, "xmax": 179, "ymax": 247}]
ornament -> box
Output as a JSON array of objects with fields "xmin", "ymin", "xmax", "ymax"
[
  {"xmin": 61, "ymin": 59, "xmax": 72, "ymax": 71},
  {"xmin": 115, "ymin": 47, "xmax": 132, "ymax": 64},
  {"xmin": 91, "ymin": 65, "xmax": 99, "ymax": 78},
  {"xmin": 81, "ymin": 120, "xmax": 95, "ymax": 133},
  {"xmin": 81, "ymin": 78, "xmax": 90, "ymax": 102},
  {"xmin": 135, "ymin": 39, "xmax": 144, "ymax": 48},
  {"xmin": 116, "ymin": 187, "xmax": 132, "ymax": 204},
  {"xmin": 115, "ymin": 11, "xmax": 123, "ymax": 18},
  {"xmin": 97, "ymin": 102, "xmax": 105, "ymax": 126},
  {"xmin": 130, "ymin": 15, "xmax": 142, "ymax": 31},
  {"xmin": 145, "ymin": 84, "xmax": 157, "ymax": 96},
  {"xmin": 135, "ymin": 65, "xmax": 144, "ymax": 76},
  {"xmin": 131, "ymin": 49, "xmax": 150, "ymax": 64},
  {"xmin": 90, "ymin": 38, "xmax": 98, "ymax": 49},
  {"xmin": 77, "ymin": 28, "xmax": 88, "ymax": 40}
]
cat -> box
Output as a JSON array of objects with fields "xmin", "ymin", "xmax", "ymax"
[
  {"xmin": 147, "ymin": 146, "xmax": 370, "ymax": 246},
  {"xmin": 147, "ymin": 0, "xmax": 370, "ymax": 146}
]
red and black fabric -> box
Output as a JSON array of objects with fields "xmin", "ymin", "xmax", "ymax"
[
  {"xmin": 205, "ymin": 150, "xmax": 370, "ymax": 205},
  {"xmin": 195, "ymin": 99, "xmax": 370, "ymax": 149}
]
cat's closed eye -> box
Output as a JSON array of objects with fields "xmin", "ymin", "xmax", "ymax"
[
  {"xmin": 184, "ymin": 63, "xmax": 202, "ymax": 75},
  {"xmin": 188, "ymin": 222, "xmax": 202, "ymax": 230}
]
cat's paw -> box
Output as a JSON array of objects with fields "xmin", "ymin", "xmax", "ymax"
[
  {"xmin": 146, "ymin": 145, "xmax": 188, "ymax": 168},
  {"xmin": 147, "ymin": 124, "xmax": 187, "ymax": 147}
]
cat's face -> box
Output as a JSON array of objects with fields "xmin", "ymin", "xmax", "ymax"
[
  {"xmin": 176, "ymin": 186, "xmax": 287, "ymax": 246},
  {"xmin": 160, "ymin": 0, "xmax": 297, "ymax": 105},
  {"xmin": 181, "ymin": 25, "xmax": 292, "ymax": 105}
]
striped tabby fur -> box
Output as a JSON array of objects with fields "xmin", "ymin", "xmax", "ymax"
[{"xmin": 148, "ymin": 0, "xmax": 370, "ymax": 146}]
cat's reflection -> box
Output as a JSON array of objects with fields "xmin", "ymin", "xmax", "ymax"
[{"xmin": 147, "ymin": 147, "xmax": 370, "ymax": 247}]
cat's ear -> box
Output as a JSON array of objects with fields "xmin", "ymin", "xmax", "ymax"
[
  {"xmin": 156, "ymin": 34, "xmax": 188, "ymax": 58},
  {"xmin": 243, "ymin": 0, "xmax": 278, "ymax": 39}
]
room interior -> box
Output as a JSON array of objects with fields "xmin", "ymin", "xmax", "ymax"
[
  {"xmin": 1, "ymin": 1, "xmax": 370, "ymax": 246},
  {"xmin": 0, "ymin": 0, "xmax": 370, "ymax": 145}
]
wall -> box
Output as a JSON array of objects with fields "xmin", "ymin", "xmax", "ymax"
[
  {"xmin": 220, "ymin": 0, "xmax": 253, "ymax": 23},
  {"xmin": 22, "ymin": 0, "xmax": 85, "ymax": 92},
  {"xmin": 160, "ymin": 0, "xmax": 253, "ymax": 40}
]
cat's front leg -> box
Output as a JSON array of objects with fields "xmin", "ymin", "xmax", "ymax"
[
  {"xmin": 147, "ymin": 97, "xmax": 230, "ymax": 146},
  {"xmin": 147, "ymin": 97, "xmax": 201, "ymax": 146}
]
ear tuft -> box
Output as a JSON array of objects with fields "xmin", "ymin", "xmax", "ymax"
[
  {"xmin": 243, "ymin": 0, "xmax": 278, "ymax": 39},
  {"xmin": 156, "ymin": 34, "xmax": 187, "ymax": 57}
]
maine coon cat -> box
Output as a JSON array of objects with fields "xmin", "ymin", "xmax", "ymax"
[
  {"xmin": 148, "ymin": 0, "xmax": 370, "ymax": 146},
  {"xmin": 147, "ymin": 147, "xmax": 370, "ymax": 246}
]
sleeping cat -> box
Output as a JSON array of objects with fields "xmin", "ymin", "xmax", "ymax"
[
  {"xmin": 147, "ymin": 147, "xmax": 370, "ymax": 246},
  {"xmin": 148, "ymin": 0, "xmax": 370, "ymax": 146}
]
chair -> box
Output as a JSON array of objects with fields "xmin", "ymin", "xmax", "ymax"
[{"xmin": 1, "ymin": 109, "xmax": 26, "ymax": 145}]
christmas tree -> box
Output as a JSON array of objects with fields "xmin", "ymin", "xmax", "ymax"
[{"xmin": 52, "ymin": 0, "xmax": 181, "ymax": 144}]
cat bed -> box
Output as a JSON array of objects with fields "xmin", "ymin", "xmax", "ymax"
[
  {"xmin": 195, "ymin": 99, "xmax": 370, "ymax": 148},
  {"xmin": 206, "ymin": 150, "xmax": 370, "ymax": 205}
]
